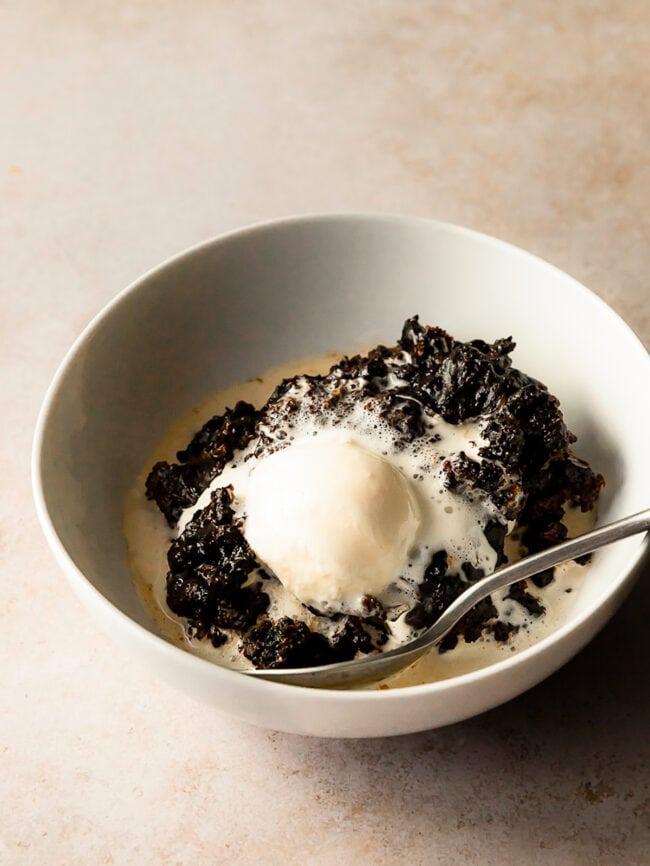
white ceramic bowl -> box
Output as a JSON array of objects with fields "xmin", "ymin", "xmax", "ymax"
[{"xmin": 33, "ymin": 214, "xmax": 650, "ymax": 738}]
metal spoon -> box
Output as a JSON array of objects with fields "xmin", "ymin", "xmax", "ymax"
[{"xmin": 243, "ymin": 508, "xmax": 650, "ymax": 688}]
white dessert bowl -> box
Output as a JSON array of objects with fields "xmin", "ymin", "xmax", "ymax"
[{"xmin": 32, "ymin": 214, "xmax": 650, "ymax": 738}]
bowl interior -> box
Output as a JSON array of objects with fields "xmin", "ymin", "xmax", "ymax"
[{"xmin": 36, "ymin": 216, "xmax": 650, "ymax": 661}]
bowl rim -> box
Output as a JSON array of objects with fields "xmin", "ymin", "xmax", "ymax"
[{"xmin": 31, "ymin": 211, "xmax": 650, "ymax": 701}]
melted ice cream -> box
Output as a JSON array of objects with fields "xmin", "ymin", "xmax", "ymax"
[{"xmin": 123, "ymin": 352, "xmax": 592, "ymax": 688}]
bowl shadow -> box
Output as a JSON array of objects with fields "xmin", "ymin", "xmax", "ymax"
[{"xmin": 270, "ymin": 552, "xmax": 650, "ymax": 861}]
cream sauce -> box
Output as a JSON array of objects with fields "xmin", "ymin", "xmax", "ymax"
[{"xmin": 123, "ymin": 353, "xmax": 591, "ymax": 689}]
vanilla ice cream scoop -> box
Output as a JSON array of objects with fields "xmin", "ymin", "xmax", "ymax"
[{"xmin": 243, "ymin": 436, "xmax": 421, "ymax": 613}]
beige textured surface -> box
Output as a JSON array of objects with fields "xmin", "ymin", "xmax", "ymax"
[{"xmin": 2, "ymin": 2, "xmax": 650, "ymax": 863}]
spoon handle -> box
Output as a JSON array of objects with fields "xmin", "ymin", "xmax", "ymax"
[
  {"xmin": 406, "ymin": 507, "xmax": 650, "ymax": 655},
  {"xmin": 247, "ymin": 508, "xmax": 650, "ymax": 687}
]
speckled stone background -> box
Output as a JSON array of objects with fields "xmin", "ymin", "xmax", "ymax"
[{"xmin": 2, "ymin": 2, "xmax": 650, "ymax": 864}]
